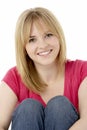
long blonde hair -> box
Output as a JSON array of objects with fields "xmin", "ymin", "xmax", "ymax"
[{"xmin": 15, "ymin": 7, "xmax": 66, "ymax": 94}]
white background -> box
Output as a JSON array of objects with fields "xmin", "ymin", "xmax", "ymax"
[
  {"xmin": 0, "ymin": 0, "xmax": 87, "ymax": 129},
  {"xmin": 0, "ymin": 0, "xmax": 87, "ymax": 81},
  {"xmin": 0, "ymin": 0, "xmax": 87, "ymax": 80}
]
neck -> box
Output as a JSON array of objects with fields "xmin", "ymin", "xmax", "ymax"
[{"xmin": 35, "ymin": 62, "xmax": 64, "ymax": 84}]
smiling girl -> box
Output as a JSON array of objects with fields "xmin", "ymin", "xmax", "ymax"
[{"xmin": 0, "ymin": 7, "xmax": 87, "ymax": 130}]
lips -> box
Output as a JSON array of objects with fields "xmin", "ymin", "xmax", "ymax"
[{"xmin": 37, "ymin": 49, "xmax": 52, "ymax": 56}]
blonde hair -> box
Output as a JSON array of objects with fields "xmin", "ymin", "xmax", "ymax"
[{"xmin": 15, "ymin": 7, "xmax": 66, "ymax": 93}]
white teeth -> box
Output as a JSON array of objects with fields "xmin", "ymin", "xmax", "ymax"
[{"xmin": 38, "ymin": 50, "xmax": 52, "ymax": 56}]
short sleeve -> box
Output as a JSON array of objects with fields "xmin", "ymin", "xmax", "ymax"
[
  {"xmin": 80, "ymin": 60, "xmax": 87, "ymax": 81},
  {"xmin": 2, "ymin": 67, "xmax": 20, "ymax": 98},
  {"xmin": 64, "ymin": 60, "xmax": 87, "ymax": 111}
]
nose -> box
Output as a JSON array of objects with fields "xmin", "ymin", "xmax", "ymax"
[{"xmin": 38, "ymin": 37, "xmax": 47, "ymax": 48}]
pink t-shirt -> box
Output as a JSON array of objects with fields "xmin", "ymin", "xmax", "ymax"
[{"xmin": 2, "ymin": 60, "xmax": 87, "ymax": 112}]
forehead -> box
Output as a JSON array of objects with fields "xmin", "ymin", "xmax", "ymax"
[{"xmin": 30, "ymin": 19, "xmax": 51, "ymax": 35}]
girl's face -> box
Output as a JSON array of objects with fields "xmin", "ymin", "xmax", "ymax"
[{"xmin": 25, "ymin": 20, "xmax": 60, "ymax": 68}]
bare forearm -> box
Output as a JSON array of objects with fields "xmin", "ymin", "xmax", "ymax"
[
  {"xmin": 0, "ymin": 128, "xmax": 5, "ymax": 130},
  {"xmin": 69, "ymin": 118, "xmax": 87, "ymax": 130},
  {"xmin": 0, "ymin": 126, "xmax": 7, "ymax": 130}
]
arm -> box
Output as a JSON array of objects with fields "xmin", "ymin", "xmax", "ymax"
[
  {"xmin": 0, "ymin": 128, "xmax": 5, "ymax": 130},
  {"xmin": 69, "ymin": 77, "xmax": 87, "ymax": 130},
  {"xmin": 0, "ymin": 81, "xmax": 18, "ymax": 130}
]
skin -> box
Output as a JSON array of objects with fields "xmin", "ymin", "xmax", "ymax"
[
  {"xmin": 25, "ymin": 20, "xmax": 64, "ymax": 103},
  {"xmin": 0, "ymin": 82, "xmax": 17, "ymax": 130},
  {"xmin": 69, "ymin": 77, "xmax": 87, "ymax": 130},
  {"xmin": 25, "ymin": 21, "xmax": 60, "ymax": 68},
  {"xmin": 0, "ymin": 20, "xmax": 87, "ymax": 130}
]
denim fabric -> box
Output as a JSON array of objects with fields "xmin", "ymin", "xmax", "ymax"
[{"xmin": 11, "ymin": 96, "xmax": 79, "ymax": 130}]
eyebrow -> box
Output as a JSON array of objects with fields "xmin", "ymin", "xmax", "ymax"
[
  {"xmin": 29, "ymin": 30, "xmax": 52, "ymax": 38},
  {"xmin": 29, "ymin": 36, "xmax": 36, "ymax": 38}
]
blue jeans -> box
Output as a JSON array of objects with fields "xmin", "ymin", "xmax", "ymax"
[{"xmin": 11, "ymin": 96, "xmax": 79, "ymax": 130}]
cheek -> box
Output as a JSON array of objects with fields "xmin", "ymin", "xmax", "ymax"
[
  {"xmin": 25, "ymin": 44, "xmax": 31, "ymax": 56},
  {"xmin": 25, "ymin": 44, "xmax": 36, "ymax": 56},
  {"xmin": 52, "ymin": 38, "xmax": 60, "ymax": 48},
  {"xmin": 54, "ymin": 40, "xmax": 60, "ymax": 54}
]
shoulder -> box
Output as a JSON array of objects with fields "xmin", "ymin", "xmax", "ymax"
[
  {"xmin": 66, "ymin": 59, "xmax": 87, "ymax": 81},
  {"xmin": 2, "ymin": 66, "xmax": 21, "ymax": 93},
  {"xmin": 6, "ymin": 66, "xmax": 19, "ymax": 74},
  {"xmin": 2, "ymin": 66, "xmax": 28, "ymax": 100},
  {"xmin": 66, "ymin": 59, "xmax": 87, "ymax": 69},
  {"xmin": 65, "ymin": 60, "xmax": 87, "ymax": 111},
  {"xmin": 2, "ymin": 66, "xmax": 20, "ymax": 80}
]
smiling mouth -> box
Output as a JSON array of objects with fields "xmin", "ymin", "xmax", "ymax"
[{"xmin": 37, "ymin": 49, "xmax": 52, "ymax": 56}]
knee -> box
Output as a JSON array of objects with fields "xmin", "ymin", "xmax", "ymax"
[
  {"xmin": 46, "ymin": 96, "xmax": 70, "ymax": 111},
  {"xmin": 13, "ymin": 98, "xmax": 44, "ymax": 118},
  {"xmin": 45, "ymin": 96, "xmax": 79, "ymax": 129},
  {"xmin": 11, "ymin": 99, "xmax": 45, "ymax": 130},
  {"xmin": 45, "ymin": 96, "xmax": 78, "ymax": 118}
]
